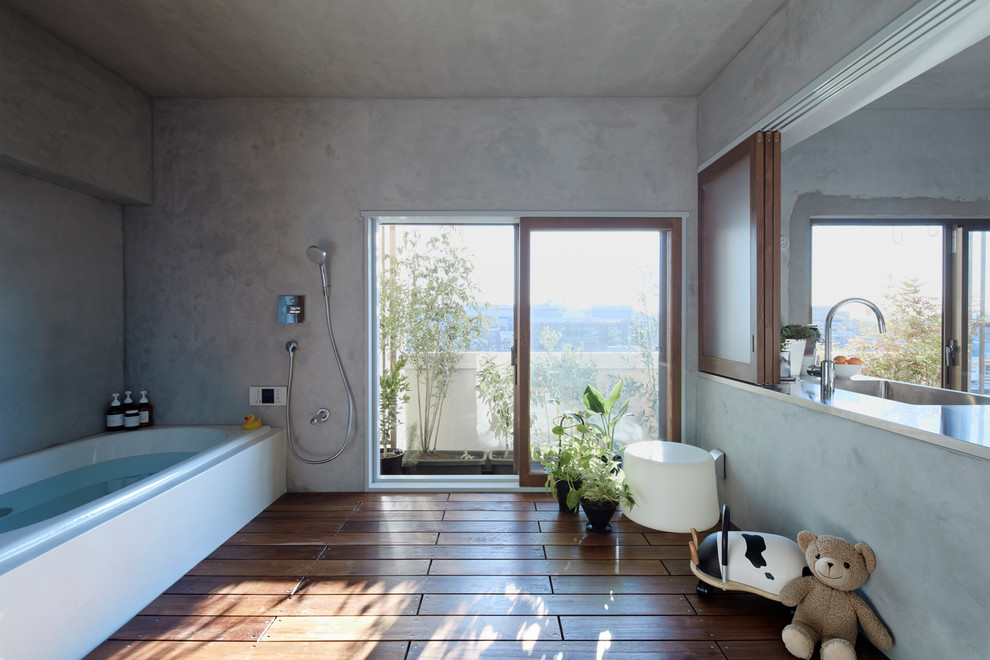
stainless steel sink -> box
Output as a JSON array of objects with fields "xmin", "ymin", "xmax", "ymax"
[{"xmin": 835, "ymin": 378, "xmax": 990, "ymax": 405}]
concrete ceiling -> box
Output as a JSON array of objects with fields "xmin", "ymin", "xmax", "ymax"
[{"xmin": 3, "ymin": 0, "xmax": 788, "ymax": 98}]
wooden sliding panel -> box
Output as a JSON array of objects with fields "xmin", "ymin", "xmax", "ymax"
[
  {"xmin": 761, "ymin": 132, "xmax": 782, "ymax": 380},
  {"xmin": 698, "ymin": 132, "xmax": 781, "ymax": 384},
  {"xmin": 516, "ymin": 217, "xmax": 682, "ymax": 487}
]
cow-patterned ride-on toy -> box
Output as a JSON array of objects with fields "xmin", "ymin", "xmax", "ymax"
[{"xmin": 688, "ymin": 505, "xmax": 807, "ymax": 600}]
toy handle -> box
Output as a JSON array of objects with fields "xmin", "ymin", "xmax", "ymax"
[{"xmin": 720, "ymin": 504, "xmax": 730, "ymax": 584}]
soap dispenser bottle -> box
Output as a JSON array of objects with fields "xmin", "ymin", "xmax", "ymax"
[
  {"xmin": 123, "ymin": 391, "xmax": 140, "ymax": 430},
  {"xmin": 105, "ymin": 393, "xmax": 124, "ymax": 432},
  {"xmin": 138, "ymin": 390, "xmax": 154, "ymax": 427}
]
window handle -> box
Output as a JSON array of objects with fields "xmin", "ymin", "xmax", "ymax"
[{"xmin": 945, "ymin": 339, "xmax": 959, "ymax": 367}]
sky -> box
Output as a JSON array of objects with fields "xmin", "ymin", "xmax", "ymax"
[
  {"xmin": 396, "ymin": 224, "xmax": 661, "ymax": 310},
  {"xmin": 526, "ymin": 231, "xmax": 660, "ymax": 311},
  {"xmin": 384, "ymin": 221, "xmax": 960, "ymax": 319},
  {"xmin": 811, "ymin": 224, "xmax": 944, "ymax": 317}
]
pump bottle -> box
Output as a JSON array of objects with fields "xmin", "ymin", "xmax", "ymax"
[
  {"xmin": 105, "ymin": 393, "xmax": 124, "ymax": 432},
  {"xmin": 123, "ymin": 391, "xmax": 140, "ymax": 430},
  {"xmin": 138, "ymin": 390, "xmax": 154, "ymax": 427}
]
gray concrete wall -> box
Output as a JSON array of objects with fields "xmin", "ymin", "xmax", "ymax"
[
  {"xmin": 0, "ymin": 3, "xmax": 152, "ymax": 204},
  {"xmin": 695, "ymin": 375, "xmax": 990, "ymax": 659},
  {"xmin": 124, "ymin": 97, "xmax": 698, "ymax": 491},
  {"xmin": 782, "ymin": 108, "xmax": 990, "ymax": 321},
  {"xmin": 696, "ymin": 5, "xmax": 990, "ymax": 657},
  {"xmin": 0, "ymin": 169, "xmax": 124, "ymax": 460},
  {"xmin": 697, "ymin": 0, "xmax": 919, "ymax": 164},
  {"xmin": 698, "ymin": 105, "xmax": 990, "ymax": 660}
]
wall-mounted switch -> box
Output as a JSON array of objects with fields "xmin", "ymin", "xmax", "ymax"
[
  {"xmin": 710, "ymin": 449, "xmax": 726, "ymax": 479},
  {"xmin": 250, "ymin": 386, "xmax": 287, "ymax": 406},
  {"xmin": 278, "ymin": 295, "xmax": 304, "ymax": 323}
]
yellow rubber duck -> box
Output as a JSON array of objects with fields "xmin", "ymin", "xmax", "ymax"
[{"xmin": 242, "ymin": 414, "xmax": 262, "ymax": 430}]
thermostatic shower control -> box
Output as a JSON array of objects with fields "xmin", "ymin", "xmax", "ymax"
[
  {"xmin": 277, "ymin": 295, "xmax": 304, "ymax": 323},
  {"xmin": 249, "ymin": 386, "xmax": 287, "ymax": 406}
]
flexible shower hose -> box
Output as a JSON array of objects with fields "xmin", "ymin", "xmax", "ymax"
[{"xmin": 284, "ymin": 288, "xmax": 355, "ymax": 464}]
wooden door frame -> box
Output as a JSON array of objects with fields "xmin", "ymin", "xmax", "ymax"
[{"xmin": 516, "ymin": 217, "xmax": 682, "ymax": 487}]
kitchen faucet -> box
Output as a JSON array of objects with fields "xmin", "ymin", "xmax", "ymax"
[{"xmin": 816, "ymin": 297, "xmax": 886, "ymax": 401}]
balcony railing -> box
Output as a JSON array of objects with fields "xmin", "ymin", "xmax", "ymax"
[{"xmin": 388, "ymin": 350, "xmax": 664, "ymax": 459}]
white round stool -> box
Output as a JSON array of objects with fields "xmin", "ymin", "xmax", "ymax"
[{"xmin": 622, "ymin": 441, "xmax": 719, "ymax": 532}]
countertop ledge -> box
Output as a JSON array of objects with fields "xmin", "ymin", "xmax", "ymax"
[{"xmin": 698, "ymin": 372, "xmax": 990, "ymax": 462}]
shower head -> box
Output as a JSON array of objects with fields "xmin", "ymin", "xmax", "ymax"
[
  {"xmin": 307, "ymin": 244, "xmax": 330, "ymax": 291},
  {"xmin": 307, "ymin": 245, "xmax": 327, "ymax": 266}
]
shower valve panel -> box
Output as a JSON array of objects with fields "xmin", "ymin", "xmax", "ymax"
[{"xmin": 278, "ymin": 295, "xmax": 304, "ymax": 323}]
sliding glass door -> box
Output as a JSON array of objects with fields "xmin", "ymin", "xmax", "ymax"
[
  {"xmin": 373, "ymin": 216, "xmax": 681, "ymax": 487},
  {"xmin": 517, "ymin": 217, "xmax": 681, "ymax": 487}
]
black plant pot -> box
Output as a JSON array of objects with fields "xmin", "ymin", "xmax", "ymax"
[
  {"xmin": 554, "ymin": 479, "xmax": 581, "ymax": 513},
  {"xmin": 380, "ymin": 449, "xmax": 404, "ymax": 475},
  {"xmin": 581, "ymin": 498, "xmax": 618, "ymax": 533}
]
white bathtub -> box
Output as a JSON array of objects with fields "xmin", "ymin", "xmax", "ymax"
[{"xmin": 0, "ymin": 425, "xmax": 286, "ymax": 660}]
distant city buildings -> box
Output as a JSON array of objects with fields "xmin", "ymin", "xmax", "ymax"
[
  {"xmin": 811, "ymin": 307, "xmax": 856, "ymax": 350},
  {"xmin": 476, "ymin": 304, "xmax": 652, "ymax": 352}
]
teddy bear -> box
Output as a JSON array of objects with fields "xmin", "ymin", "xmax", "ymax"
[{"xmin": 779, "ymin": 531, "xmax": 892, "ymax": 660}]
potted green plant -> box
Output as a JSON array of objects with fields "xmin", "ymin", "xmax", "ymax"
[
  {"xmin": 562, "ymin": 382, "xmax": 634, "ymax": 532},
  {"xmin": 569, "ymin": 448, "xmax": 634, "ymax": 533},
  {"xmin": 535, "ymin": 381, "xmax": 634, "ymax": 527},
  {"xmin": 780, "ymin": 324, "xmax": 820, "ymax": 378},
  {"xmin": 476, "ymin": 355, "xmax": 514, "ymax": 473},
  {"xmin": 578, "ymin": 380, "xmax": 629, "ymax": 455},
  {"xmin": 379, "ymin": 356, "xmax": 409, "ymax": 475},
  {"xmin": 533, "ymin": 415, "xmax": 584, "ymax": 512}
]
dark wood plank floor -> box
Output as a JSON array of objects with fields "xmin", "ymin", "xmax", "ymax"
[{"xmin": 86, "ymin": 492, "xmax": 889, "ymax": 659}]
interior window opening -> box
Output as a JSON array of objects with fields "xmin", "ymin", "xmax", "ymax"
[
  {"xmin": 810, "ymin": 220, "xmax": 989, "ymax": 393},
  {"xmin": 811, "ymin": 223, "xmax": 944, "ymax": 387}
]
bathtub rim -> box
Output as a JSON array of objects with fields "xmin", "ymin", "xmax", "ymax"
[
  {"xmin": 0, "ymin": 424, "xmax": 277, "ymax": 576},
  {"xmin": 0, "ymin": 424, "xmax": 233, "ymax": 492}
]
